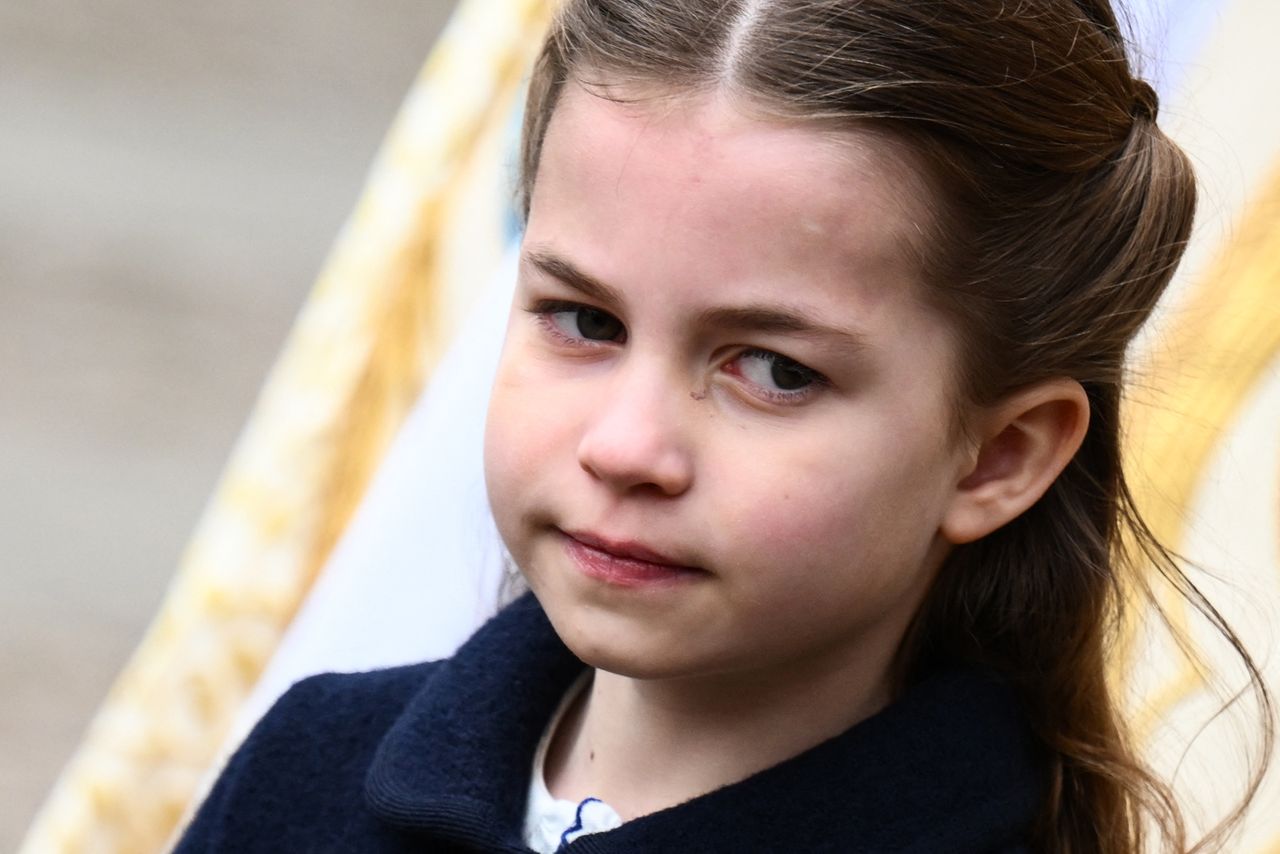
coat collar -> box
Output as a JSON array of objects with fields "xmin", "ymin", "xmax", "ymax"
[{"xmin": 365, "ymin": 594, "xmax": 1042, "ymax": 852}]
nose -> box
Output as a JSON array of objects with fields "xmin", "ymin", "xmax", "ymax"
[{"xmin": 576, "ymin": 364, "xmax": 694, "ymax": 497}]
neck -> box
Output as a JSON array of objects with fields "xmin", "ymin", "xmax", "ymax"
[{"xmin": 544, "ymin": 644, "xmax": 896, "ymax": 820}]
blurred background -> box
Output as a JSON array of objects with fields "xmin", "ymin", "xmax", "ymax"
[
  {"xmin": 0, "ymin": 2, "xmax": 456, "ymax": 847},
  {"xmin": 6, "ymin": 1, "xmax": 1280, "ymax": 852}
]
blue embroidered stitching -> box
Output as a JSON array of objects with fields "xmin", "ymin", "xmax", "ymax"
[{"xmin": 558, "ymin": 797, "xmax": 604, "ymax": 850}]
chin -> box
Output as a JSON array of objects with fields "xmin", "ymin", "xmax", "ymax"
[
  {"xmin": 544, "ymin": 606, "xmax": 696, "ymax": 681},
  {"xmin": 567, "ymin": 643, "xmax": 679, "ymax": 680}
]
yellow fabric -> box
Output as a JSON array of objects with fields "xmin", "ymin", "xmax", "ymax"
[
  {"xmin": 19, "ymin": 2, "xmax": 555, "ymax": 852},
  {"xmin": 1120, "ymin": 163, "xmax": 1280, "ymax": 847},
  {"xmin": 1121, "ymin": 163, "xmax": 1280, "ymax": 694}
]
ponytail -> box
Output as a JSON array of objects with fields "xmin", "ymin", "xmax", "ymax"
[{"xmin": 516, "ymin": 2, "xmax": 1274, "ymax": 849}]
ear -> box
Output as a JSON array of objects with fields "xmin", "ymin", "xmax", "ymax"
[{"xmin": 941, "ymin": 379, "xmax": 1090, "ymax": 545}]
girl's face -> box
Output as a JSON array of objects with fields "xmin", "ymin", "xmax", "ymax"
[{"xmin": 485, "ymin": 84, "xmax": 974, "ymax": 694}]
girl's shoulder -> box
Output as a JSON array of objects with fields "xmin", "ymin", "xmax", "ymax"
[
  {"xmin": 173, "ymin": 660, "xmax": 441, "ymax": 853},
  {"xmin": 243, "ymin": 659, "xmax": 444, "ymax": 763},
  {"xmin": 271, "ymin": 659, "xmax": 442, "ymax": 728}
]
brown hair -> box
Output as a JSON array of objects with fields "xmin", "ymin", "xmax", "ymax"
[{"xmin": 515, "ymin": 1, "xmax": 1273, "ymax": 850}]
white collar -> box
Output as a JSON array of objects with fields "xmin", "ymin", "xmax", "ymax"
[{"xmin": 522, "ymin": 672, "xmax": 623, "ymax": 853}]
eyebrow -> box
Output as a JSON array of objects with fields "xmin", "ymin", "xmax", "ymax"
[
  {"xmin": 695, "ymin": 305, "xmax": 870, "ymax": 358},
  {"xmin": 523, "ymin": 248, "xmax": 871, "ymax": 358},
  {"xmin": 525, "ymin": 249, "xmax": 625, "ymax": 306}
]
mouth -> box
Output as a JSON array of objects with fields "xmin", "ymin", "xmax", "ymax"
[{"xmin": 559, "ymin": 529, "xmax": 708, "ymax": 587}]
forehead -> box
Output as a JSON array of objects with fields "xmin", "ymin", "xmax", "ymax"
[{"xmin": 529, "ymin": 83, "xmax": 941, "ymax": 323}]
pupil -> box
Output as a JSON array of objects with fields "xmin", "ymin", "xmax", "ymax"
[
  {"xmin": 771, "ymin": 360, "xmax": 810, "ymax": 390},
  {"xmin": 577, "ymin": 308, "xmax": 620, "ymax": 340}
]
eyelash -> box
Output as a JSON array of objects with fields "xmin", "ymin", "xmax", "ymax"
[
  {"xmin": 728, "ymin": 348, "xmax": 830, "ymax": 404},
  {"xmin": 527, "ymin": 299, "xmax": 626, "ymax": 346},
  {"xmin": 526, "ymin": 299, "xmax": 830, "ymax": 405}
]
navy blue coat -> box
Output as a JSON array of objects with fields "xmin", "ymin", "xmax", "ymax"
[{"xmin": 174, "ymin": 594, "xmax": 1042, "ymax": 852}]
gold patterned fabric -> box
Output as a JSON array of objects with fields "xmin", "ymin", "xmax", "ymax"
[
  {"xmin": 19, "ymin": 1, "xmax": 554, "ymax": 851},
  {"xmin": 1122, "ymin": 163, "xmax": 1280, "ymax": 849}
]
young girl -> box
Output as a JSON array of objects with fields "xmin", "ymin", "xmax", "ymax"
[{"xmin": 176, "ymin": 0, "xmax": 1271, "ymax": 851}]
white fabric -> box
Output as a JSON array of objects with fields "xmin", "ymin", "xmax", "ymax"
[
  {"xmin": 227, "ymin": 247, "xmax": 519, "ymax": 735},
  {"xmin": 523, "ymin": 674, "xmax": 623, "ymax": 853}
]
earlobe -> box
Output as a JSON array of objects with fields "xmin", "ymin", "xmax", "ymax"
[{"xmin": 941, "ymin": 379, "xmax": 1090, "ymax": 545}]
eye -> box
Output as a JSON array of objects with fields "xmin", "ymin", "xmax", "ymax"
[
  {"xmin": 532, "ymin": 300, "xmax": 627, "ymax": 344},
  {"xmin": 726, "ymin": 348, "xmax": 828, "ymax": 403}
]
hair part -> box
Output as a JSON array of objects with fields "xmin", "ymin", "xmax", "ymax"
[{"xmin": 516, "ymin": 2, "xmax": 1274, "ymax": 851}]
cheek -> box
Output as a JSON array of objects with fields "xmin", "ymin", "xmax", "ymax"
[
  {"xmin": 713, "ymin": 426, "xmax": 949, "ymax": 569},
  {"xmin": 483, "ymin": 348, "xmax": 581, "ymax": 532},
  {"xmin": 737, "ymin": 487, "xmax": 849, "ymax": 550},
  {"xmin": 484, "ymin": 357, "xmax": 540, "ymax": 524}
]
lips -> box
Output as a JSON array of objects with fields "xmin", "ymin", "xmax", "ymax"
[{"xmin": 560, "ymin": 529, "xmax": 706, "ymax": 587}]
